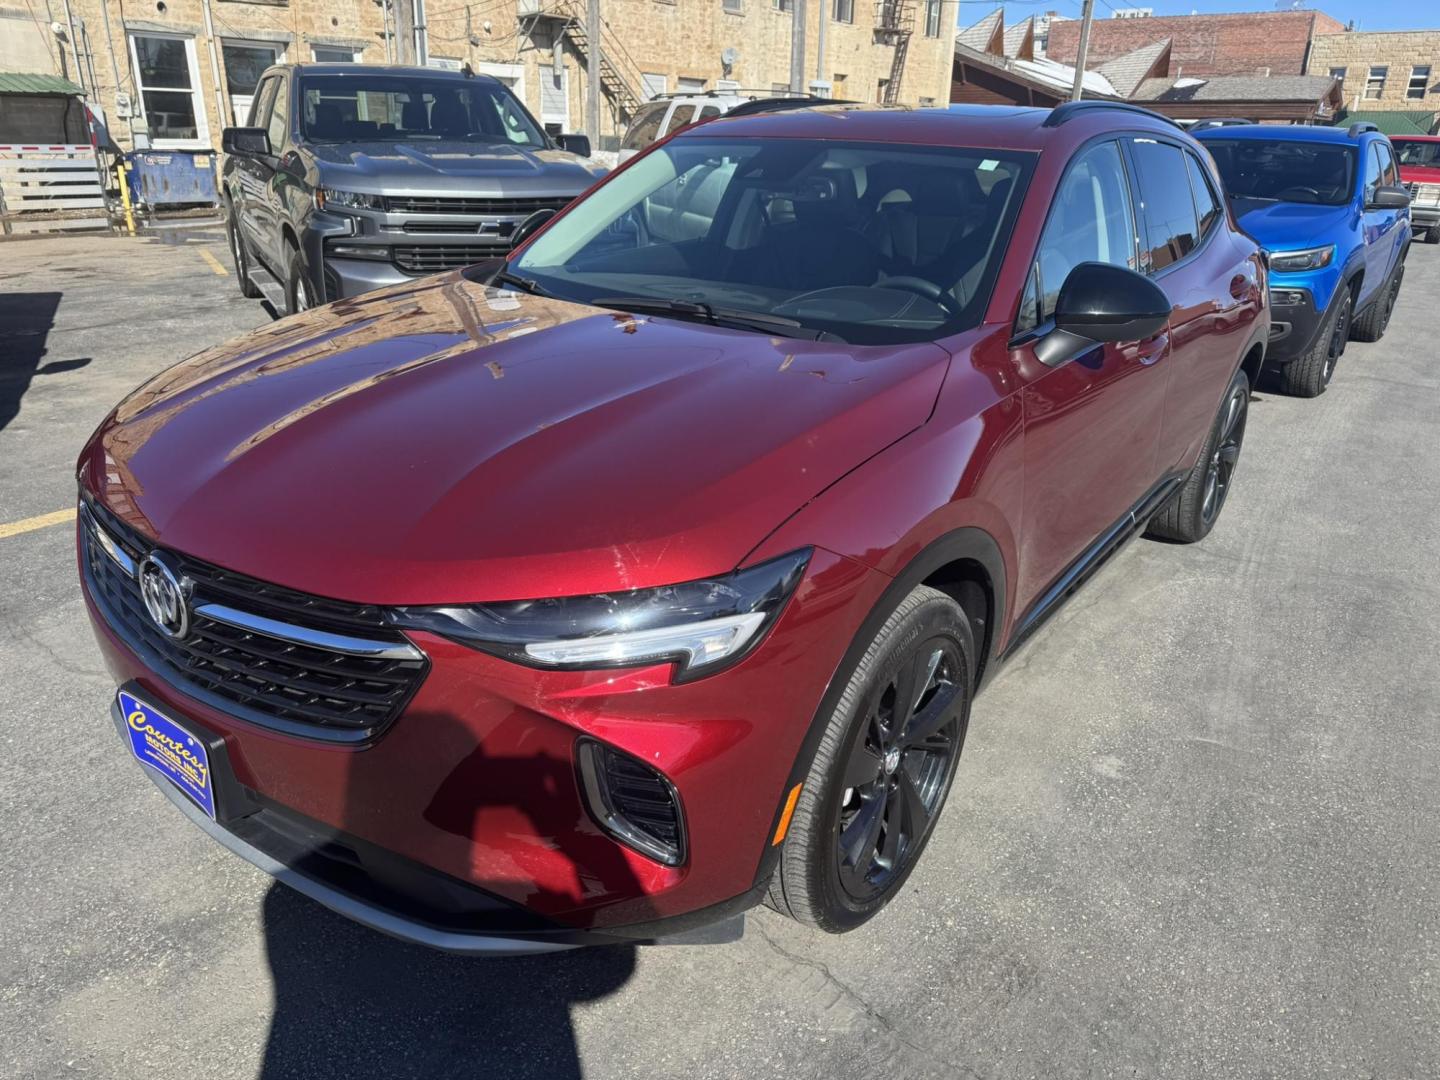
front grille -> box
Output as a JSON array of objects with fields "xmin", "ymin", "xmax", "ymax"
[
  {"xmin": 384, "ymin": 195, "xmax": 574, "ymax": 216},
  {"xmin": 393, "ymin": 245, "xmax": 506, "ymax": 273},
  {"xmin": 399, "ymin": 221, "xmax": 487, "ymax": 234},
  {"xmin": 81, "ymin": 500, "xmax": 428, "ymax": 742}
]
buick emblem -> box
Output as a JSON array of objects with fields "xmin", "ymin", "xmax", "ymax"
[{"xmin": 138, "ymin": 552, "xmax": 191, "ymax": 639}]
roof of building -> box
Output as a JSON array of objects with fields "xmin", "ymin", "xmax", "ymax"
[
  {"xmin": 1332, "ymin": 110, "xmax": 1438, "ymax": 137},
  {"xmin": 1096, "ymin": 38, "xmax": 1171, "ymax": 98},
  {"xmin": 1002, "ymin": 17, "xmax": 1034, "ymax": 60},
  {"xmin": 0, "ymin": 73, "xmax": 85, "ymax": 95},
  {"xmin": 957, "ymin": 10, "xmax": 1004, "ymax": 51},
  {"xmin": 1133, "ymin": 73, "xmax": 1338, "ymax": 103},
  {"xmin": 954, "ymin": 41, "xmax": 1118, "ymax": 99}
]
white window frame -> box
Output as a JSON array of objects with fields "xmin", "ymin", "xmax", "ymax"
[
  {"xmin": 540, "ymin": 64, "xmax": 570, "ymax": 130},
  {"xmin": 311, "ymin": 45, "xmax": 363, "ymax": 63},
  {"xmin": 1365, "ymin": 65, "xmax": 1387, "ymax": 100},
  {"xmin": 220, "ymin": 38, "xmax": 285, "ymax": 129},
  {"xmin": 128, "ymin": 31, "xmax": 210, "ymax": 149},
  {"xmin": 641, "ymin": 72, "xmax": 668, "ymax": 101},
  {"xmin": 1408, "ymin": 65, "xmax": 1431, "ymax": 100},
  {"xmin": 473, "ymin": 61, "xmax": 526, "ymax": 104}
]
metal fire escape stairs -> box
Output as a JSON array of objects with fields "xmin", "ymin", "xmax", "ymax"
[
  {"xmin": 874, "ymin": 0, "xmax": 915, "ymax": 104},
  {"xmin": 522, "ymin": 1, "xmax": 644, "ymax": 123}
]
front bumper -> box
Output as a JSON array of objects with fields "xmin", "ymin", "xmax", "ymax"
[
  {"xmin": 1410, "ymin": 204, "xmax": 1440, "ymax": 229},
  {"xmin": 1264, "ymin": 286, "xmax": 1324, "ymax": 362},
  {"xmin": 82, "ymin": 527, "xmax": 889, "ymax": 947}
]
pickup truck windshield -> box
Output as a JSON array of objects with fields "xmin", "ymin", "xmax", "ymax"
[
  {"xmin": 509, "ymin": 137, "xmax": 1033, "ymax": 345},
  {"xmin": 299, "ymin": 75, "xmax": 547, "ymax": 148},
  {"xmin": 1203, "ymin": 139, "xmax": 1356, "ymax": 206},
  {"xmin": 1392, "ymin": 139, "xmax": 1440, "ymax": 167}
]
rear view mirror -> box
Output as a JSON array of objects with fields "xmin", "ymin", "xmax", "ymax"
[
  {"xmin": 1369, "ymin": 185, "xmax": 1411, "ymax": 210},
  {"xmin": 222, "ymin": 127, "xmax": 271, "ymax": 157},
  {"xmin": 510, "ymin": 207, "xmax": 557, "ymax": 250},
  {"xmin": 1036, "ymin": 262, "xmax": 1171, "ymax": 367},
  {"xmin": 555, "ymin": 133, "xmax": 592, "ymax": 158}
]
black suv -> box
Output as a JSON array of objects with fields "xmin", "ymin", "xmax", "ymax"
[{"xmin": 221, "ymin": 63, "xmax": 604, "ymax": 312}]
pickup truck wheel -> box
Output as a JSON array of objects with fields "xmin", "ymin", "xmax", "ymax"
[
  {"xmin": 766, "ymin": 585, "xmax": 972, "ymax": 933},
  {"xmin": 1146, "ymin": 368, "xmax": 1249, "ymax": 544},
  {"xmin": 227, "ymin": 216, "xmax": 262, "ymax": 299},
  {"xmin": 1279, "ymin": 289, "xmax": 1350, "ymax": 398},
  {"xmin": 1349, "ymin": 261, "xmax": 1404, "ymax": 343},
  {"xmin": 286, "ymin": 246, "xmax": 317, "ymax": 315},
  {"xmin": 1421, "ymin": 224, "xmax": 1440, "ymax": 245}
]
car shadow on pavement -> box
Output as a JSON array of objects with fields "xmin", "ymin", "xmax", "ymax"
[{"xmin": 0, "ymin": 292, "xmax": 89, "ymax": 434}]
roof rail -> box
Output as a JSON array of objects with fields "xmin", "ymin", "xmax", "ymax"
[
  {"xmin": 1042, "ymin": 100, "xmax": 1183, "ymax": 131},
  {"xmin": 1347, "ymin": 121, "xmax": 1380, "ymax": 138}
]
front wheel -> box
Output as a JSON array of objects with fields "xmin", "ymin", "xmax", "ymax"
[
  {"xmin": 1146, "ymin": 368, "xmax": 1249, "ymax": 544},
  {"xmin": 767, "ymin": 585, "xmax": 973, "ymax": 933},
  {"xmin": 227, "ymin": 214, "xmax": 262, "ymax": 299},
  {"xmin": 286, "ymin": 245, "xmax": 318, "ymax": 315},
  {"xmin": 1421, "ymin": 224, "xmax": 1439, "ymax": 245}
]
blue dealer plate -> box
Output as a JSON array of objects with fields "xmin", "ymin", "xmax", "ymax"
[{"xmin": 119, "ymin": 691, "xmax": 215, "ymax": 819}]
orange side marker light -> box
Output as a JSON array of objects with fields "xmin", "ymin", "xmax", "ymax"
[{"xmin": 771, "ymin": 783, "xmax": 804, "ymax": 846}]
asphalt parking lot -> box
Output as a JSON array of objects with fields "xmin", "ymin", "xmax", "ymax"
[{"xmin": 2, "ymin": 230, "xmax": 1437, "ymax": 1080}]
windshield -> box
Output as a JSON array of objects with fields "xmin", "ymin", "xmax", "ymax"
[
  {"xmin": 508, "ymin": 138, "xmax": 1032, "ymax": 344},
  {"xmin": 1202, "ymin": 138, "xmax": 1356, "ymax": 206},
  {"xmin": 299, "ymin": 75, "xmax": 547, "ymax": 148},
  {"xmin": 1392, "ymin": 139, "xmax": 1440, "ymax": 167}
]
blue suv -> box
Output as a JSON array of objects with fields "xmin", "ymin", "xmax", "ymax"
[{"xmin": 1198, "ymin": 122, "xmax": 1411, "ymax": 397}]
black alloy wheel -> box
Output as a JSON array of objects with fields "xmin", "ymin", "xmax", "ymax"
[
  {"xmin": 834, "ymin": 637, "xmax": 964, "ymax": 900},
  {"xmin": 1201, "ymin": 376, "xmax": 1249, "ymax": 527},
  {"xmin": 1322, "ymin": 295, "xmax": 1350, "ymax": 385},
  {"xmin": 228, "ymin": 215, "xmax": 262, "ymax": 299}
]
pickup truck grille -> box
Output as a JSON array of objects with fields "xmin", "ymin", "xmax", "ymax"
[
  {"xmin": 80, "ymin": 499, "xmax": 428, "ymax": 742},
  {"xmin": 393, "ymin": 245, "xmax": 504, "ymax": 273},
  {"xmin": 1407, "ymin": 181, "xmax": 1440, "ymax": 207},
  {"xmin": 384, "ymin": 195, "xmax": 574, "ymax": 215}
]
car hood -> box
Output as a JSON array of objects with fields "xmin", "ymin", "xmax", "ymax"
[
  {"xmin": 1228, "ymin": 198, "xmax": 1357, "ymax": 252},
  {"xmin": 304, "ymin": 140, "xmax": 605, "ymax": 196},
  {"xmin": 1399, "ymin": 163, "xmax": 1440, "ymax": 184},
  {"xmin": 82, "ymin": 275, "xmax": 950, "ymax": 605}
]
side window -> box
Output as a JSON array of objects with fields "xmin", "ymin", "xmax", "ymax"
[
  {"xmin": 1185, "ymin": 151, "xmax": 1222, "ymax": 239},
  {"xmin": 1131, "ymin": 138, "xmax": 1200, "ymax": 272},
  {"xmin": 662, "ymin": 105, "xmax": 697, "ymax": 136},
  {"xmin": 1376, "ymin": 141, "xmax": 1399, "ymax": 187},
  {"xmin": 1363, "ymin": 144, "xmax": 1383, "ymax": 204},
  {"xmin": 266, "ymin": 77, "xmax": 289, "ymax": 153},
  {"xmin": 1017, "ymin": 140, "xmax": 1137, "ymax": 333},
  {"xmin": 247, "ymin": 76, "xmax": 277, "ymax": 129},
  {"xmin": 621, "ymin": 103, "xmax": 666, "ymax": 151},
  {"xmin": 698, "ymin": 105, "xmax": 722, "ymax": 122}
]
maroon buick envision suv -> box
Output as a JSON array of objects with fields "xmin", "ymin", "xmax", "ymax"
[{"xmin": 79, "ymin": 101, "xmax": 1267, "ymax": 951}]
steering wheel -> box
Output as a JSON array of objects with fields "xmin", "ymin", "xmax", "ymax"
[
  {"xmin": 878, "ymin": 276, "xmax": 963, "ymax": 318},
  {"xmin": 1276, "ymin": 186, "xmax": 1322, "ymax": 202}
]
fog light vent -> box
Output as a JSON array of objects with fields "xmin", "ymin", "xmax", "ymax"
[{"xmin": 577, "ymin": 739, "xmax": 686, "ymax": 866}]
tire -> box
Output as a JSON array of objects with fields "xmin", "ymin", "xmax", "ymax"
[
  {"xmin": 767, "ymin": 585, "xmax": 973, "ymax": 933},
  {"xmin": 1145, "ymin": 368, "xmax": 1250, "ymax": 544},
  {"xmin": 1278, "ymin": 287, "xmax": 1351, "ymax": 398},
  {"xmin": 1422, "ymin": 224, "xmax": 1440, "ymax": 245},
  {"xmin": 1349, "ymin": 260, "xmax": 1404, "ymax": 343},
  {"xmin": 227, "ymin": 213, "xmax": 262, "ymax": 299},
  {"xmin": 285, "ymin": 244, "xmax": 318, "ymax": 315}
]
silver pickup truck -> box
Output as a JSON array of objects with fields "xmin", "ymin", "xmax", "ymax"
[{"xmin": 220, "ymin": 63, "xmax": 604, "ymax": 312}]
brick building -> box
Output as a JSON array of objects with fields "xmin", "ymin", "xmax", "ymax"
[
  {"xmin": 1046, "ymin": 9, "xmax": 1346, "ymax": 79},
  {"xmin": 1306, "ymin": 28, "xmax": 1440, "ymax": 125},
  {"xmin": 0, "ymin": 0, "xmax": 957, "ymax": 154}
]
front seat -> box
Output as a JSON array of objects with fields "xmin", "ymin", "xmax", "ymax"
[{"xmin": 740, "ymin": 171, "xmax": 881, "ymax": 291}]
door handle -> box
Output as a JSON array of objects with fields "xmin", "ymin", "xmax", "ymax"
[{"xmin": 1137, "ymin": 333, "xmax": 1170, "ymax": 366}]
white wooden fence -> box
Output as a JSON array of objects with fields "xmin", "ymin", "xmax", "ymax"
[{"xmin": 0, "ymin": 144, "xmax": 107, "ymax": 214}]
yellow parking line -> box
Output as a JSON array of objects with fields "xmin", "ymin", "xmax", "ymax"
[
  {"xmin": 198, "ymin": 247, "xmax": 228, "ymax": 276},
  {"xmin": 0, "ymin": 507, "xmax": 76, "ymax": 540}
]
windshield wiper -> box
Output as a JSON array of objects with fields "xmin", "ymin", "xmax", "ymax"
[
  {"xmin": 493, "ymin": 269, "xmax": 553, "ymax": 297},
  {"xmin": 590, "ymin": 296, "xmax": 830, "ymax": 340}
]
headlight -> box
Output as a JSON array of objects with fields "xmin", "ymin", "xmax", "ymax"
[
  {"xmin": 315, "ymin": 187, "xmax": 384, "ymax": 212},
  {"xmin": 1266, "ymin": 245, "xmax": 1334, "ymax": 272},
  {"xmin": 391, "ymin": 549, "xmax": 811, "ymax": 681}
]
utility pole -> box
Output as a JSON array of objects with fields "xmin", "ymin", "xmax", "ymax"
[
  {"xmin": 1070, "ymin": 0, "xmax": 1095, "ymax": 102},
  {"xmin": 789, "ymin": 0, "xmax": 807, "ymax": 94},
  {"xmin": 586, "ymin": 0, "xmax": 601, "ymax": 144},
  {"xmin": 394, "ymin": 0, "xmax": 415, "ymax": 65}
]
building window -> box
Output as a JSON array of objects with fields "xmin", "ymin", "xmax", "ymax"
[
  {"xmin": 723, "ymin": 0, "xmax": 743, "ymax": 12},
  {"xmin": 774, "ymin": 0, "xmax": 793, "ymax": 11},
  {"xmin": 924, "ymin": 0, "xmax": 941, "ymax": 37},
  {"xmin": 771, "ymin": 82, "xmax": 790, "ymax": 94},
  {"xmin": 641, "ymin": 72, "xmax": 667, "ymax": 100},
  {"xmin": 312, "ymin": 45, "xmax": 361, "ymax": 63},
  {"xmin": 678, "ymin": 76, "xmax": 706, "ymax": 93},
  {"xmin": 832, "ymin": 0, "xmax": 853, "ymax": 22},
  {"xmin": 1328, "ymin": 66, "xmax": 1345, "ymax": 83},
  {"xmin": 1408, "ymin": 65, "xmax": 1431, "ymax": 99},
  {"xmin": 1365, "ymin": 65, "xmax": 1387, "ymax": 99},
  {"xmin": 919, "ymin": 96, "xmax": 936, "ymax": 106},
  {"xmin": 129, "ymin": 33, "xmax": 209, "ymax": 148}
]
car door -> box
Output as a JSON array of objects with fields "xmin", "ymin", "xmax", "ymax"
[
  {"xmin": 232, "ymin": 74, "xmax": 277, "ymax": 256},
  {"xmin": 255, "ymin": 72, "xmax": 291, "ymax": 273},
  {"xmin": 1010, "ymin": 138, "xmax": 1169, "ymax": 612},
  {"xmin": 1371, "ymin": 139, "xmax": 1407, "ymax": 282},
  {"xmin": 1359, "ymin": 142, "xmax": 1388, "ymax": 307},
  {"xmin": 1127, "ymin": 136, "xmax": 1256, "ymax": 473}
]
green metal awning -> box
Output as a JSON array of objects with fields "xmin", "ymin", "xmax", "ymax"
[
  {"xmin": 0, "ymin": 73, "xmax": 85, "ymax": 95},
  {"xmin": 1333, "ymin": 109, "xmax": 1438, "ymax": 136}
]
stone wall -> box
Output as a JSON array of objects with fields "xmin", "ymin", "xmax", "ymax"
[{"xmin": 1307, "ymin": 29, "xmax": 1440, "ymax": 114}]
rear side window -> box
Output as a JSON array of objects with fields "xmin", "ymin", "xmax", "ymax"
[
  {"xmin": 698, "ymin": 105, "xmax": 722, "ymax": 121},
  {"xmin": 1131, "ymin": 139, "xmax": 1200, "ymax": 272},
  {"xmin": 663, "ymin": 104, "xmax": 697, "ymax": 136},
  {"xmin": 1185, "ymin": 151, "xmax": 1222, "ymax": 238},
  {"xmin": 622, "ymin": 103, "xmax": 667, "ymax": 151},
  {"xmin": 1018, "ymin": 139, "xmax": 1136, "ymax": 333}
]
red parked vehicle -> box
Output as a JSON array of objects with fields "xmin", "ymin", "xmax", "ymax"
[
  {"xmin": 1391, "ymin": 134, "xmax": 1440, "ymax": 243},
  {"xmin": 79, "ymin": 101, "xmax": 1268, "ymax": 951}
]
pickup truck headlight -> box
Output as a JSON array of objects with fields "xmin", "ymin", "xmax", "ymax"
[
  {"xmin": 1266, "ymin": 245, "xmax": 1335, "ymax": 273},
  {"xmin": 391, "ymin": 550, "xmax": 811, "ymax": 681},
  {"xmin": 315, "ymin": 187, "xmax": 384, "ymax": 212}
]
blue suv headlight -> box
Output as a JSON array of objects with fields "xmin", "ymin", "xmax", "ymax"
[{"xmin": 1267, "ymin": 245, "xmax": 1335, "ymax": 273}]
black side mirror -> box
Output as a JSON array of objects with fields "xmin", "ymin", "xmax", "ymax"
[
  {"xmin": 510, "ymin": 207, "xmax": 558, "ymax": 250},
  {"xmin": 554, "ymin": 133, "xmax": 592, "ymax": 158},
  {"xmin": 1369, "ymin": 184, "xmax": 1411, "ymax": 210},
  {"xmin": 1035, "ymin": 262, "xmax": 1171, "ymax": 367},
  {"xmin": 222, "ymin": 127, "xmax": 271, "ymax": 156}
]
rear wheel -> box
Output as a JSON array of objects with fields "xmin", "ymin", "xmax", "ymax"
[
  {"xmin": 1146, "ymin": 368, "xmax": 1249, "ymax": 544},
  {"xmin": 767, "ymin": 585, "xmax": 973, "ymax": 933},
  {"xmin": 1350, "ymin": 261, "xmax": 1404, "ymax": 343},
  {"xmin": 1279, "ymin": 288, "xmax": 1350, "ymax": 398},
  {"xmin": 1421, "ymin": 224, "xmax": 1440, "ymax": 245},
  {"xmin": 227, "ymin": 213, "xmax": 262, "ymax": 299}
]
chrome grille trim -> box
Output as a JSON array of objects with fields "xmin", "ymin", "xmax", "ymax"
[{"xmin": 193, "ymin": 602, "xmax": 422, "ymax": 661}]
